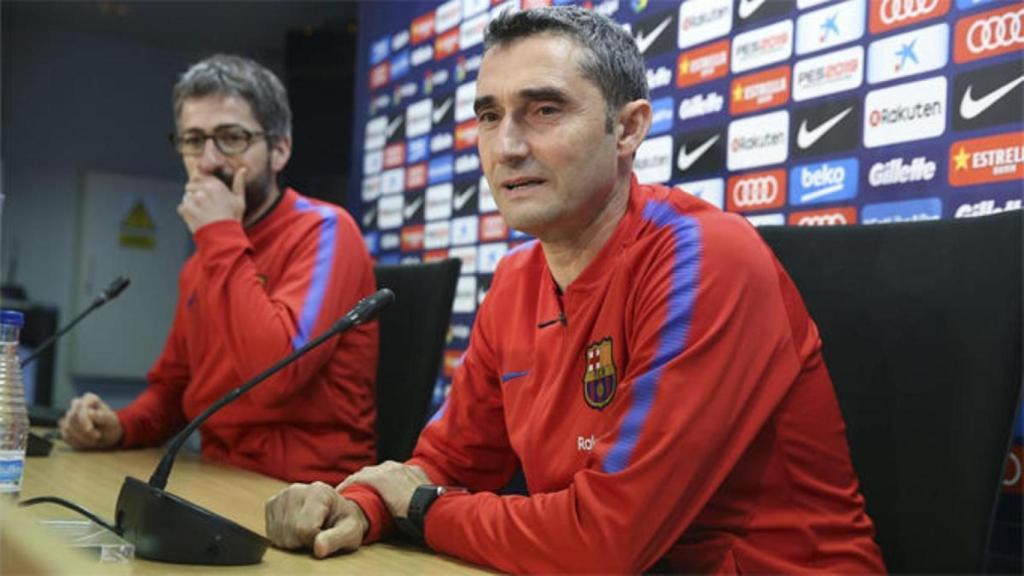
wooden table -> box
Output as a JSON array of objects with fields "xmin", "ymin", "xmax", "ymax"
[{"xmin": 17, "ymin": 439, "xmax": 492, "ymax": 574}]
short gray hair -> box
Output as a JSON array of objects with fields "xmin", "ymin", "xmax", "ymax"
[
  {"xmin": 484, "ymin": 6, "xmax": 648, "ymax": 131},
  {"xmin": 173, "ymin": 54, "xmax": 291, "ymax": 139}
]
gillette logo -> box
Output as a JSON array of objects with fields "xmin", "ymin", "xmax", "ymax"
[{"xmin": 678, "ymin": 92, "xmax": 725, "ymax": 120}]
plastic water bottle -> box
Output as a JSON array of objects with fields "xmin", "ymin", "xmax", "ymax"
[{"xmin": 0, "ymin": 309, "xmax": 29, "ymax": 499}]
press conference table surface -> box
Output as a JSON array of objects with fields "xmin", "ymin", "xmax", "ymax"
[{"xmin": 19, "ymin": 439, "xmax": 493, "ymax": 575}]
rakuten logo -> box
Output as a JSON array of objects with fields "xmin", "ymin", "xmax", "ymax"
[
  {"xmin": 864, "ymin": 76, "xmax": 946, "ymax": 148},
  {"xmin": 795, "ymin": 0, "xmax": 864, "ymax": 56},
  {"xmin": 678, "ymin": 91, "xmax": 725, "ymax": 120},
  {"xmin": 678, "ymin": 0, "xmax": 732, "ymax": 50},
  {"xmin": 635, "ymin": 135, "xmax": 674, "ymax": 184},
  {"xmin": 793, "ymin": 45, "xmax": 863, "ymax": 101},
  {"xmin": 862, "ymin": 198, "xmax": 942, "ymax": 224},
  {"xmin": 870, "ymin": 0, "xmax": 949, "ymax": 34},
  {"xmin": 789, "ymin": 158, "xmax": 858, "ymax": 206},
  {"xmin": 868, "ymin": 156, "xmax": 937, "ymax": 187},
  {"xmin": 955, "ymin": 4, "xmax": 1024, "ymax": 64},
  {"xmin": 731, "ymin": 19, "xmax": 793, "ymax": 74},
  {"xmin": 727, "ymin": 110, "xmax": 789, "ymax": 171},
  {"xmin": 727, "ymin": 169, "xmax": 786, "ymax": 212},
  {"xmin": 677, "ymin": 39, "xmax": 730, "ymax": 88},
  {"xmin": 868, "ymin": 22, "xmax": 949, "ymax": 85},
  {"xmin": 789, "ymin": 206, "xmax": 857, "ymax": 226},
  {"xmin": 954, "ymin": 198, "xmax": 1023, "ymax": 218}
]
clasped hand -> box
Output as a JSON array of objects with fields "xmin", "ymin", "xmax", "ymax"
[{"xmin": 177, "ymin": 168, "xmax": 247, "ymax": 233}]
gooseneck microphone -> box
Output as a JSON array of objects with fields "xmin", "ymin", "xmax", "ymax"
[
  {"xmin": 21, "ymin": 276, "xmax": 130, "ymax": 367},
  {"xmin": 115, "ymin": 288, "xmax": 394, "ymax": 565}
]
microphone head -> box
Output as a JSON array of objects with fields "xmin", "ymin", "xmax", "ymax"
[
  {"xmin": 102, "ymin": 276, "xmax": 131, "ymax": 302},
  {"xmin": 349, "ymin": 288, "xmax": 395, "ymax": 326}
]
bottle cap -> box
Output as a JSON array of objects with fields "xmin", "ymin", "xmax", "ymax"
[{"xmin": 1, "ymin": 310, "xmax": 25, "ymax": 327}]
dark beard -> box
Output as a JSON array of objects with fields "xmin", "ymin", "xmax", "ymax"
[{"xmin": 213, "ymin": 161, "xmax": 274, "ymax": 221}]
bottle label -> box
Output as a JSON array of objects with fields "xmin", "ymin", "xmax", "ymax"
[{"xmin": 0, "ymin": 450, "xmax": 25, "ymax": 493}]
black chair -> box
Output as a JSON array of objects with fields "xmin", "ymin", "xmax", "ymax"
[
  {"xmin": 373, "ymin": 259, "xmax": 461, "ymax": 463},
  {"xmin": 757, "ymin": 211, "xmax": 1023, "ymax": 573}
]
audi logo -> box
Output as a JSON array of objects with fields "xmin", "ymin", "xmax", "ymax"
[
  {"xmin": 732, "ymin": 177, "xmax": 779, "ymax": 207},
  {"xmin": 967, "ymin": 8, "xmax": 1024, "ymax": 54},
  {"xmin": 878, "ymin": 0, "xmax": 939, "ymax": 25},
  {"xmin": 796, "ymin": 213, "xmax": 848, "ymax": 226}
]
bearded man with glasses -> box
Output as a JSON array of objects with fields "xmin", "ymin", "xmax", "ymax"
[{"xmin": 59, "ymin": 55, "xmax": 379, "ymax": 486}]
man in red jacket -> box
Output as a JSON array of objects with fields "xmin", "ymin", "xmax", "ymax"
[
  {"xmin": 266, "ymin": 6, "xmax": 886, "ymax": 572},
  {"xmin": 59, "ymin": 55, "xmax": 379, "ymax": 485}
]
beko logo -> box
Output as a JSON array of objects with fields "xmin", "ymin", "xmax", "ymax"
[
  {"xmin": 870, "ymin": 0, "xmax": 949, "ymax": 34},
  {"xmin": 370, "ymin": 36, "xmax": 390, "ymax": 66},
  {"xmin": 407, "ymin": 136, "xmax": 429, "ymax": 164},
  {"xmin": 867, "ymin": 22, "xmax": 949, "ymax": 84},
  {"xmin": 789, "ymin": 158, "xmax": 858, "ymax": 206},
  {"xmin": 795, "ymin": 0, "xmax": 865, "ymax": 56},
  {"xmin": 677, "ymin": 0, "xmax": 732, "ymax": 50},
  {"xmin": 727, "ymin": 110, "xmax": 789, "ymax": 171},
  {"xmin": 428, "ymin": 155, "xmax": 453, "ymax": 184},
  {"xmin": 864, "ymin": 76, "xmax": 946, "ymax": 148},
  {"xmin": 727, "ymin": 169, "xmax": 786, "ymax": 212},
  {"xmin": 679, "ymin": 91, "xmax": 725, "ymax": 120},
  {"xmin": 390, "ymin": 50, "xmax": 410, "ymax": 80},
  {"xmin": 954, "ymin": 198, "xmax": 1022, "ymax": 218},
  {"xmin": 634, "ymin": 135, "xmax": 673, "ymax": 184},
  {"xmin": 869, "ymin": 156, "xmax": 937, "ymax": 187},
  {"xmin": 955, "ymin": 4, "xmax": 1024, "ymax": 64},
  {"xmin": 793, "ymin": 45, "xmax": 863, "ymax": 101},
  {"xmin": 646, "ymin": 66, "xmax": 673, "ymax": 91},
  {"xmin": 732, "ymin": 19, "xmax": 793, "ymax": 74}
]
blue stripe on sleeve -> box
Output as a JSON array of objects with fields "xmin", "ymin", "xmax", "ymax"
[
  {"xmin": 292, "ymin": 198, "xmax": 339, "ymax": 349},
  {"xmin": 603, "ymin": 200, "xmax": 702, "ymax": 474}
]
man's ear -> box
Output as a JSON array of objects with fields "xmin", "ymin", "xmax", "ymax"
[
  {"xmin": 270, "ymin": 135, "xmax": 293, "ymax": 173},
  {"xmin": 615, "ymin": 99, "xmax": 652, "ymax": 158}
]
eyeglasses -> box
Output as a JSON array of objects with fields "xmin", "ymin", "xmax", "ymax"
[{"xmin": 169, "ymin": 126, "xmax": 267, "ymax": 156}]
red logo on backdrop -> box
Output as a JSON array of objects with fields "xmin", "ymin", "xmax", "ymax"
[
  {"xmin": 677, "ymin": 39, "xmax": 730, "ymax": 89},
  {"xmin": 455, "ymin": 120, "xmax": 479, "ymax": 151},
  {"xmin": 479, "ymin": 213, "xmax": 508, "ymax": 241},
  {"xmin": 400, "ymin": 224, "xmax": 425, "ymax": 252},
  {"xmin": 424, "ymin": 249, "xmax": 449, "ymax": 262},
  {"xmin": 730, "ymin": 65, "xmax": 791, "ymax": 116},
  {"xmin": 869, "ymin": 0, "xmax": 950, "ymax": 34},
  {"xmin": 383, "ymin": 142, "xmax": 406, "ymax": 169},
  {"xmin": 954, "ymin": 4, "xmax": 1024, "ymax": 64},
  {"xmin": 442, "ymin": 349, "xmax": 464, "ymax": 378},
  {"xmin": 369, "ymin": 62, "xmax": 389, "ymax": 90},
  {"xmin": 411, "ymin": 12, "xmax": 436, "ymax": 45},
  {"xmin": 788, "ymin": 207, "xmax": 858, "ymax": 226},
  {"xmin": 727, "ymin": 169, "xmax": 787, "ymax": 212},
  {"xmin": 949, "ymin": 132, "xmax": 1024, "ymax": 187},
  {"xmin": 406, "ymin": 163, "xmax": 427, "ymax": 190},
  {"xmin": 435, "ymin": 29, "xmax": 459, "ymax": 61},
  {"xmin": 522, "ymin": 0, "xmax": 552, "ymax": 8},
  {"xmin": 1004, "ymin": 444, "xmax": 1023, "ymax": 495}
]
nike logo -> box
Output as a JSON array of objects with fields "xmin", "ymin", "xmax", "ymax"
[
  {"xmin": 453, "ymin": 185, "xmax": 477, "ymax": 211},
  {"xmin": 635, "ymin": 16, "xmax": 672, "ymax": 55},
  {"xmin": 501, "ymin": 370, "xmax": 530, "ymax": 383},
  {"xmin": 797, "ymin": 107, "xmax": 852, "ymax": 150},
  {"xmin": 432, "ymin": 97, "xmax": 453, "ymax": 125},
  {"xmin": 738, "ymin": 0, "xmax": 767, "ymax": 19},
  {"xmin": 385, "ymin": 116, "xmax": 404, "ymax": 139},
  {"xmin": 403, "ymin": 196, "xmax": 424, "ymax": 219},
  {"xmin": 677, "ymin": 135, "xmax": 719, "ymax": 172},
  {"xmin": 362, "ymin": 207, "xmax": 376, "ymax": 228},
  {"xmin": 960, "ymin": 75, "xmax": 1024, "ymax": 120}
]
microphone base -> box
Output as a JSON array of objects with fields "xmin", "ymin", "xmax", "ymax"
[{"xmin": 115, "ymin": 476, "xmax": 268, "ymax": 565}]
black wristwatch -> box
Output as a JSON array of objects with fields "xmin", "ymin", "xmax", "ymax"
[{"xmin": 395, "ymin": 485, "xmax": 465, "ymax": 545}]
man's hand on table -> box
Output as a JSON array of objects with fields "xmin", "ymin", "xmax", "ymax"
[{"xmin": 265, "ymin": 481, "xmax": 369, "ymax": 558}]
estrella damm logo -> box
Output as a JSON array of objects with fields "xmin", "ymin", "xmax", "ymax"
[{"xmin": 583, "ymin": 338, "xmax": 617, "ymax": 410}]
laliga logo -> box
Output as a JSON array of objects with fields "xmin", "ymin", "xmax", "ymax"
[
  {"xmin": 967, "ymin": 8, "xmax": 1024, "ymax": 54},
  {"xmin": 879, "ymin": 0, "xmax": 939, "ymax": 25},
  {"xmin": 732, "ymin": 176, "xmax": 779, "ymax": 207}
]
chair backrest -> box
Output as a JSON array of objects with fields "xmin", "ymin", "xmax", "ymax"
[
  {"xmin": 757, "ymin": 211, "xmax": 1023, "ymax": 573},
  {"xmin": 374, "ymin": 259, "xmax": 461, "ymax": 463}
]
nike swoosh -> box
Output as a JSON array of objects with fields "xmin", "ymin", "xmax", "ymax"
[
  {"xmin": 501, "ymin": 370, "xmax": 530, "ymax": 383},
  {"xmin": 386, "ymin": 116, "xmax": 404, "ymax": 138},
  {"xmin": 677, "ymin": 134, "xmax": 720, "ymax": 172},
  {"xmin": 738, "ymin": 0, "xmax": 767, "ymax": 19},
  {"xmin": 432, "ymin": 97, "xmax": 453, "ymax": 125},
  {"xmin": 453, "ymin": 186, "xmax": 477, "ymax": 211},
  {"xmin": 635, "ymin": 16, "xmax": 672, "ymax": 55},
  {"xmin": 797, "ymin": 107, "xmax": 852, "ymax": 150},
  {"xmin": 362, "ymin": 207, "xmax": 376, "ymax": 227},
  {"xmin": 403, "ymin": 196, "xmax": 424, "ymax": 219},
  {"xmin": 960, "ymin": 75, "xmax": 1024, "ymax": 120}
]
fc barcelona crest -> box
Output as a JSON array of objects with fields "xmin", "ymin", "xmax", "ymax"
[{"xmin": 583, "ymin": 338, "xmax": 617, "ymax": 410}]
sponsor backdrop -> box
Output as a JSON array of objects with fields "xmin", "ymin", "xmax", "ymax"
[{"xmin": 348, "ymin": 0, "xmax": 1022, "ymax": 566}]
